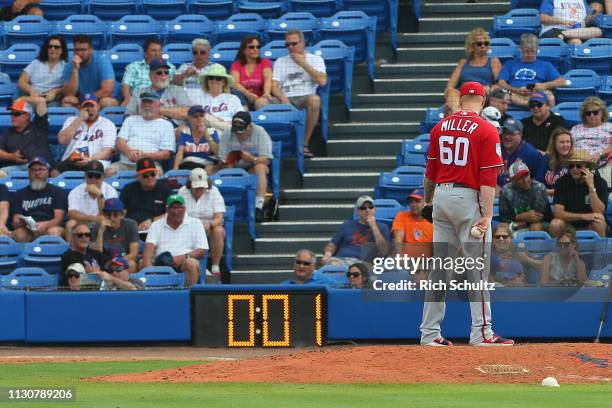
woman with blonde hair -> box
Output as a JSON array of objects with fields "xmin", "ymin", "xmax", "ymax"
[
  {"xmin": 444, "ymin": 27, "xmax": 502, "ymax": 115},
  {"xmin": 541, "ymin": 226, "xmax": 587, "ymax": 286},
  {"xmin": 570, "ymin": 96, "xmax": 611, "ymax": 162},
  {"xmin": 543, "ymin": 127, "xmax": 573, "ymax": 195}
]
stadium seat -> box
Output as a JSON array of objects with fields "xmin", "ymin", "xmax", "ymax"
[
  {"xmin": 288, "ymin": 0, "xmax": 339, "ymax": 17},
  {"xmin": 570, "ymin": 38, "xmax": 612, "ymax": 76},
  {"xmin": 164, "ymin": 169, "xmax": 191, "ymax": 189},
  {"xmin": 600, "ymin": 14, "xmax": 612, "ymax": 39},
  {"xmin": 597, "ymin": 75, "xmax": 612, "ymax": 105},
  {"xmin": 308, "ymin": 39, "xmax": 354, "ymax": 110},
  {"xmin": 352, "ymin": 198, "xmax": 403, "ymax": 227},
  {"xmin": 188, "ymin": 0, "xmax": 235, "ymax": 20},
  {"xmin": 106, "ymin": 177, "xmax": 132, "ymax": 192},
  {"xmin": 3, "ymin": 179, "xmax": 29, "ymax": 193},
  {"xmin": 492, "ymin": 8, "xmax": 541, "ymax": 43},
  {"xmin": 575, "ymin": 230, "xmax": 607, "ymax": 270},
  {"xmin": 7, "ymin": 171, "xmax": 30, "ymax": 180},
  {"xmin": 141, "ymin": 0, "xmax": 189, "ymax": 20},
  {"xmin": 0, "ymin": 267, "xmax": 57, "ymax": 290},
  {"xmin": 319, "ymin": 11, "xmax": 377, "ymax": 82},
  {"xmin": 420, "ymin": 105, "xmax": 445, "ymax": 133},
  {"xmin": 57, "ymin": 15, "xmax": 109, "ymax": 50},
  {"xmin": 551, "ymin": 102, "xmax": 582, "ymax": 127},
  {"xmin": 588, "ymin": 264, "xmax": 611, "ymax": 285},
  {"xmin": 396, "ymin": 139, "xmax": 428, "ymax": 167},
  {"xmin": 237, "ymin": 0, "xmax": 286, "ymax": 19},
  {"xmin": 314, "ymin": 264, "xmax": 348, "ymax": 284},
  {"xmin": 209, "ymin": 42, "xmax": 241, "ymax": 71},
  {"xmin": 210, "ymin": 168, "xmax": 258, "ymax": 240},
  {"xmin": 0, "ymin": 43, "xmax": 40, "ymax": 82},
  {"xmin": 49, "ymin": 171, "xmax": 85, "ymax": 191},
  {"xmin": 252, "ymin": 104, "xmax": 306, "ymax": 175},
  {"xmin": 344, "ymin": 0, "xmax": 398, "ymax": 51},
  {"xmin": 513, "ymin": 231, "xmax": 554, "ymax": 260},
  {"xmin": 537, "ymin": 38, "xmax": 570, "ymax": 74},
  {"xmin": 0, "ymin": 236, "xmax": 23, "ymax": 275},
  {"xmin": 270, "ymin": 141, "xmax": 282, "ymax": 200},
  {"xmin": 39, "ymin": 0, "xmax": 84, "ymax": 20},
  {"xmin": 316, "ymin": 76, "xmax": 331, "ymax": 142},
  {"xmin": 260, "ymin": 40, "xmax": 290, "ymax": 61},
  {"xmin": 505, "ymin": 108, "xmax": 530, "ymax": 121},
  {"xmin": 47, "ymin": 107, "xmax": 78, "ymax": 144},
  {"xmin": 132, "ymin": 266, "xmax": 185, "ymax": 289},
  {"xmin": 100, "ymin": 106, "xmax": 126, "ymax": 127},
  {"xmin": 267, "ymin": 12, "xmax": 320, "ymax": 44},
  {"xmin": 374, "ymin": 166, "xmax": 423, "ymax": 205},
  {"xmin": 4, "ymin": 15, "xmax": 54, "ymax": 47},
  {"xmin": 162, "ymin": 42, "xmax": 193, "ymax": 66},
  {"xmin": 22, "ymin": 235, "xmax": 70, "ymax": 278},
  {"xmin": 165, "ymin": 14, "xmax": 216, "ymax": 44},
  {"xmin": 89, "ymin": 0, "xmax": 139, "ymax": 20},
  {"xmin": 488, "ymin": 37, "xmax": 518, "ymax": 64},
  {"xmin": 414, "ymin": 133, "xmax": 430, "ymax": 143},
  {"xmin": 109, "ymin": 15, "xmax": 163, "ymax": 46},
  {"xmin": 223, "ymin": 205, "xmax": 235, "ymax": 271},
  {"xmin": 106, "ymin": 43, "xmax": 144, "ymax": 81},
  {"xmin": 554, "ymin": 69, "xmax": 600, "ymax": 104},
  {"xmin": 0, "ymin": 80, "xmax": 17, "ymax": 108},
  {"xmin": 215, "ymin": 13, "xmax": 267, "ymax": 43}
]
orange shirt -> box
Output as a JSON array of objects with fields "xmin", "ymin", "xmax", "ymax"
[{"xmin": 392, "ymin": 211, "xmax": 433, "ymax": 257}]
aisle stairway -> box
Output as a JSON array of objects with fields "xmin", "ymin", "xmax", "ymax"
[{"xmin": 231, "ymin": 0, "xmax": 512, "ymax": 283}]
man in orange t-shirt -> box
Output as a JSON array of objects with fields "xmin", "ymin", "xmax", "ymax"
[{"xmin": 391, "ymin": 188, "xmax": 433, "ymax": 257}]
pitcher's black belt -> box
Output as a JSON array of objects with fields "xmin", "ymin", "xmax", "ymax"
[{"xmin": 437, "ymin": 182, "xmax": 472, "ymax": 189}]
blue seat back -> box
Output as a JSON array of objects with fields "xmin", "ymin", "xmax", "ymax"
[
  {"xmin": 420, "ymin": 106, "xmax": 445, "ymax": 133},
  {"xmin": 224, "ymin": 205, "xmax": 235, "ymax": 271},
  {"xmin": 106, "ymin": 43, "xmax": 144, "ymax": 80},
  {"xmin": 537, "ymin": 38, "xmax": 570, "ymax": 73},
  {"xmin": 488, "ymin": 37, "xmax": 518, "ymax": 64},
  {"xmin": 319, "ymin": 11, "xmax": 376, "ymax": 66},
  {"xmin": 215, "ymin": 13, "xmax": 267, "ymax": 43},
  {"xmin": 0, "ymin": 267, "xmax": 57, "ymax": 290},
  {"xmin": 267, "ymin": 12, "xmax": 319, "ymax": 44},
  {"xmin": 308, "ymin": 39, "xmax": 354, "ymax": 109},
  {"xmin": 209, "ymin": 42, "xmax": 241, "ymax": 71},
  {"xmin": 3, "ymin": 179, "xmax": 29, "ymax": 193},
  {"xmin": 39, "ymin": 0, "xmax": 85, "ymax": 20},
  {"xmin": 57, "ymin": 15, "xmax": 108, "ymax": 49},
  {"xmin": 210, "ymin": 168, "xmax": 257, "ymax": 239},
  {"xmin": 0, "ymin": 236, "xmax": 22, "ymax": 275},
  {"xmin": 189, "ymin": 0, "xmax": 235, "ymax": 20},
  {"xmin": 4, "ymin": 15, "xmax": 54, "ymax": 47},
  {"xmin": 164, "ymin": 169, "xmax": 191, "ymax": 189},
  {"xmin": 270, "ymin": 140, "xmax": 281, "ymax": 200},
  {"xmin": 23, "ymin": 236, "xmax": 69, "ymax": 276},
  {"xmin": 106, "ymin": 177, "xmax": 132, "ymax": 192},
  {"xmin": 237, "ymin": 0, "xmax": 285, "ymax": 19},
  {"xmin": 551, "ymin": 102, "xmax": 582, "ymax": 127},
  {"xmin": 396, "ymin": 139, "xmax": 428, "ymax": 166},
  {"xmin": 0, "ymin": 82, "xmax": 17, "ymax": 107},
  {"xmin": 597, "ymin": 75, "xmax": 612, "ymax": 105},
  {"xmin": 0, "ymin": 43, "xmax": 41, "ymax": 82},
  {"xmin": 162, "ymin": 43, "xmax": 193, "ymax": 66},
  {"xmin": 289, "ymin": 0, "xmax": 339, "ymax": 17},
  {"xmin": 571, "ymin": 38, "xmax": 612, "ymax": 76},
  {"xmin": 109, "ymin": 15, "xmax": 162, "ymax": 46},
  {"xmin": 260, "ymin": 40, "xmax": 289, "ymax": 61},
  {"xmin": 132, "ymin": 266, "xmax": 185, "ymax": 289},
  {"xmin": 89, "ymin": 0, "xmax": 139, "ymax": 20},
  {"xmin": 375, "ymin": 168, "xmax": 423, "ymax": 204},
  {"xmin": 513, "ymin": 231, "xmax": 554, "ymax": 259},
  {"xmin": 165, "ymin": 14, "xmax": 216, "ymax": 43},
  {"xmin": 101, "ymin": 106, "xmax": 126, "ymax": 127},
  {"xmin": 141, "ymin": 0, "xmax": 189, "ymax": 20},
  {"xmin": 314, "ymin": 264, "xmax": 348, "ymax": 284},
  {"xmin": 554, "ymin": 69, "xmax": 600, "ymax": 104},
  {"xmin": 492, "ymin": 8, "xmax": 541, "ymax": 42}
]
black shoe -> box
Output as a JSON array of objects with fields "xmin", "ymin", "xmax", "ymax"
[{"xmin": 256, "ymin": 208, "xmax": 264, "ymax": 223}]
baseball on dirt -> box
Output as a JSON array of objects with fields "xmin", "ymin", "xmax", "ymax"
[
  {"xmin": 541, "ymin": 377, "xmax": 560, "ymax": 387},
  {"xmin": 470, "ymin": 226, "xmax": 484, "ymax": 238}
]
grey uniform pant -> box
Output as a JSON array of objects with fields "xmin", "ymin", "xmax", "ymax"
[{"xmin": 420, "ymin": 184, "xmax": 495, "ymax": 345}]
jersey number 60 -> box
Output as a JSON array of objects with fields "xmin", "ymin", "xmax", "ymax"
[{"xmin": 439, "ymin": 136, "xmax": 470, "ymax": 166}]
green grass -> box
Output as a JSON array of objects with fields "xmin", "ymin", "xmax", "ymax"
[{"xmin": 0, "ymin": 360, "xmax": 610, "ymax": 407}]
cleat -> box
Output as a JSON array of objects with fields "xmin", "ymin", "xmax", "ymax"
[
  {"xmin": 424, "ymin": 337, "xmax": 453, "ymax": 347},
  {"xmin": 475, "ymin": 334, "xmax": 514, "ymax": 346}
]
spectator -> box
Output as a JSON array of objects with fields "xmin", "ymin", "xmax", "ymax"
[
  {"xmin": 11, "ymin": 157, "xmax": 66, "ymax": 242},
  {"xmin": 65, "ymin": 263, "xmax": 86, "ymax": 291},
  {"xmin": 570, "ymin": 97, "xmax": 612, "ymax": 163},
  {"xmin": 60, "ymin": 221, "xmax": 109, "ymax": 287},
  {"xmin": 0, "ymin": 184, "xmax": 10, "ymax": 235},
  {"xmin": 497, "ymin": 34, "xmax": 566, "ymax": 108},
  {"xmin": 126, "ymin": 59, "xmax": 189, "ymax": 128},
  {"xmin": 391, "ymin": 188, "xmax": 433, "ymax": 258},
  {"xmin": 322, "ymin": 196, "xmax": 391, "ymax": 266},
  {"xmin": 172, "ymin": 38, "xmax": 214, "ymax": 101},
  {"xmin": 91, "ymin": 198, "xmax": 139, "ymax": 272},
  {"xmin": 541, "ymin": 226, "xmax": 587, "ymax": 285},
  {"xmin": 141, "ymin": 194, "xmax": 207, "ymax": 288},
  {"xmin": 0, "ymin": 0, "xmax": 42, "ymax": 20},
  {"xmin": 52, "ymin": 93, "xmax": 116, "ymax": 176},
  {"xmin": 120, "ymin": 158, "xmax": 172, "ymax": 234},
  {"xmin": 281, "ymin": 249, "xmax": 337, "ymax": 285},
  {"xmin": 65, "ymin": 160, "xmax": 118, "ymax": 241},
  {"xmin": 588, "ymin": 0, "xmax": 611, "ymax": 14},
  {"xmin": 346, "ymin": 262, "xmax": 369, "ymax": 289},
  {"xmin": 62, "ymin": 35, "xmax": 118, "ymax": 108},
  {"xmin": 0, "ymin": 97, "xmax": 51, "ymax": 174},
  {"xmin": 551, "ymin": 149, "xmax": 608, "ymax": 237},
  {"xmin": 543, "ymin": 127, "xmax": 573, "ymax": 194},
  {"xmin": 121, "ymin": 38, "xmax": 176, "ymax": 107},
  {"xmin": 498, "ymin": 118, "xmax": 547, "ymax": 186},
  {"xmin": 191, "ymin": 64, "xmax": 243, "ymax": 134},
  {"xmin": 539, "ymin": 0, "xmax": 602, "ymax": 45},
  {"xmin": 487, "ymin": 88, "xmax": 513, "ymax": 125},
  {"xmin": 173, "ymin": 105, "xmax": 220, "ymax": 171},
  {"xmin": 178, "ymin": 168, "xmax": 225, "ymax": 276},
  {"xmin": 272, "ymin": 30, "xmax": 327, "ymax": 158},
  {"xmin": 499, "ymin": 162, "xmax": 552, "ymax": 233},
  {"xmin": 230, "ymin": 35, "xmax": 273, "ymax": 111},
  {"xmin": 17, "ymin": 35, "xmax": 68, "ymax": 105},
  {"xmin": 219, "ymin": 111, "xmax": 273, "ymax": 222},
  {"xmin": 99, "ymin": 257, "xmax": 143, "ymax": 290},
  {"xmin": 490, "ymin": 223, "xmax": 525, "ymax": 286},
  {"xmin": 107, "ymin": 92, "xmax": 175, "ymax": 176},
  {"xmin": 521, "ymin": 92, "xmax": 567, "ymax": 152},
  {"xmin": 444, "ymin": 27, "xmax": 502, "ymax": 115}
]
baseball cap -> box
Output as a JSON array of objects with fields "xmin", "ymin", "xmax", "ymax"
[
  {"xmin": 501, "ymin": 117, "xmax": 523, "ymax": 134},
  {"xmin": 231, "ymin": 111, "xmax": 252, "ymax": 134},
  {"xmin": 189, "ymin": 167, "xmax": 208, "ymax": 189},
  {"xmin": 28, "ymin": 156, "xmax": 48, "ymax": 168},
  {"xmin": 85, "ymin": 160, "xmax": 104, "ymax": 176},
  {"xmin": 459, "ymin": 81, "xmax": 486, "ymax": 99},
  {"xmin": 482, "ymin": 106, "xmax": 501, "ymax": 121},
  {"xmin": 149, "ymin": 58, "xmax": 170, "ymax": 71},
  {"xmin": 136, "ymin": 158, "xmax": 157, "ymax": 175},
  {"xmin": 8, "ymin": 98, "xmax": 33, "ymax": 114},
  {"xmin": 188, "ymin": 105, "xmax": 206, "ymax": 116},
  {"xmin": 408, "ymin": 188, "xmax": 424, "ymax": 200},
  {"xmin": 109, "ymin": 257, "xmax": 129, "ymax": 272},
  {"xmin": 355, "ymin": 195, "xmax": 374, "ymax": 208},
  {"xmin": 103, "ymin": 197, "xmax": 124, "ymax": 212},
  {"xmin": 529, "ymin": 92, "xmax": 549, "ymax": 105},
  {"xmin": 490, "ymin": 88, "xmax": 510, "ymax": 99},
  {"xmin": 66, "ymin": 263, "xmax": 86, "ymax": 275},
  {"xmin": 166, "ymin": 194, "xmax": 185, "ymax": 207},
  {"xmin": 509, "ymin": 161, "xmax": 530, "ymax": 181},
  {"xmin": 140, "ymin": 92, "xmax": 160, "ymax": 101},
  {"xmin": 80, "ymin": 93, "xmax": 98, "ymax": 107}
]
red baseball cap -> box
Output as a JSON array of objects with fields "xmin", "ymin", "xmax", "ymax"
[{"xmin": 460, "ymin": 82, "xmax": 486, "ymax": 99}]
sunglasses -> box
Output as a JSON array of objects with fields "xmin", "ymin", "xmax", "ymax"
[
  {"xmin": 207, "ymin": 76, "xmax": 225, "ymax": 81},
  {"xmin": 75, "ymin": 232, "xmax": 91, "ymax": 238},
  {"xmin": 285, "ymin": 41, "xmax": 300, "ymax": 47},
  {"xmin": 494, "ymin": 234, "xmax": 510, "ymax": 239},
  {"xmin": 192, "ymin": 50, "xmax": 208, "ymax": 55},
  {"xmin": 557, "ymin": 242, "xmax": 572, "ymax": 248},
  {"xmin": 529, "ymin": 102, "xmax": 544, "ymax": 109},
  {"xmin": 295, "ymin": 260, "xmax": 312, "ymax": 266},
  {"xmin": 359, "ymin": 205, "xmax": 375, "ymax": 210},
  {"xmin": 48, "ymin": 44, "xmax": 62, "ymax": 49},
  {"xmin": 247, "ymin": 44, "xmax": 260, "ymax": 50},
  {"xmin": 86, "ymin": 173, "xmax": 102, "ymax": 179},
  {"xmin": 585, "ymin": 109, "xmax": 600, "ymax": 116},
  {"xmin": 155, "ymin": 70, "xmax": 169, "ymax": 76},
  {"xmin": 111, "ymin": 267, "xmax": 126, "ymax": 273},
  {"xmin": 142, "ymin": 172, "xmax": 156, "ymax": 179},
  {"xmin": 67, "ymin": 273, "xmax": 80, "ymax": 279},
  {"xmin": 11, "ymin": 112, "xmax": 25, "ymax": 117},
  {"xmin": 74, "ymin": 47, "xmax": 91, "ymax": 53},
  {"xmin": 346, "ymin": 272, "xmax": 361, "ymax": 278},
  {"xmin": 568, "ymin": 163, "xmax": 587, "ymax": 169},
  {"xmin": 475, "ymin": 41, "xmax": 490, "ymax": 47}
]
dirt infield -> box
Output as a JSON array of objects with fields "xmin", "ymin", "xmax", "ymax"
[{"xmin": 88, "ymin": 343, "xmax": 612, "ymax": 385}]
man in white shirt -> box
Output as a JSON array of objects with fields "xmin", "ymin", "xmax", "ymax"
[
  {"xmin": 106, "ymin": 92, "xmax": 175, "ymax": 176},
  {"xmin": 272, "ymin": 30, "xmax": 327, "ymax": 157},
  {"xmin": 142, "ymin": 194, "xmax": 208, "ymax": 288},
  {"xmin": 52, "ymin": 94, "xmax": 116, "ymax": 176}
]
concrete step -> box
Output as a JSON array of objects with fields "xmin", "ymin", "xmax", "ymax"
[
  {"xmin": 325, "ymin": 139, "xmax": 403, "ymax": 156},
  {"xmin": 394, "ymin": 32, "xmax": 469, "ymax": 46},
  {"xmin": 282, "ymin": 188, "xmax": 373, "ymax": 204},
  {"xmin": 330, "ymin": 122, "xmax": 420, "ymax": 140},
  {"xmin": 373, "ymin": 77, "xmax": 447, "ymax": 93},
  {"xmin": 354, "ymin": 62, "xmax": 455, "ymax": 78},
  {"xmin": 349, "ymin": 106, "xmax": 426, "ymax": 122},
  {"xmin": 352, "ymin": 92, "xmax": 444, "ymax": 106},
  {"xmin": 279, "ymin": 203, "xmax": 355, "ymax": 220},
  {"xmin": 422, "ymin": 1, "xmax": 509, "ymax": 17},
  {"xmin": 305, "ymin": 156, "xmax": 395, "ymax": 172},
  {"xmin": 397, "ymin": 46, "xmax": 465, "ymax": 63},
  {"xmin": 418, "ymin": 16, "xmax": 493, "ymax": 32},
  {"xmin": 258, "ymin": 221, "xmax": 342, "ymax": 235},
  {"xmin": 254, "ymin": 237, "xmax": 329, "ymax": 253}
]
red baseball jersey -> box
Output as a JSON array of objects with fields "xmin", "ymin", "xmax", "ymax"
[{"xmin": 425, "ymin": 110, "xmax": 503, "ymax": 189}]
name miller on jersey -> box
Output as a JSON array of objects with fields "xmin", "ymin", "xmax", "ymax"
[{"xmin": 440, "ymin": 118, "xmax": 479, "ymax": 134}]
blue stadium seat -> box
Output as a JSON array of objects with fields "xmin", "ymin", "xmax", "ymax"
[
  {"xmin": 106, "ymin": 43, "xmax": 144, "ymax": 81},
  {"xmin": 588, "ymin": 264, "xmax": 611, "ymax": 285},
  {"xmin": 314, "ymin": 264, "xmax": 348, "ymax": 285},
  {"xmin": 4, "ymin": 179, "xmax": 29, "ymax": 192},
  {"xmin": 0, "ymin": 267, "xmax": 57, "ymax": 290},
  {"xmin": 164, "ymin": 169, "xmax": 191, "ymax": 189},
  {"xmin": 260, "ymin": 40, "xmax": 289, "ymax": 61},
  {"xmin": 597, "ymin": 75, "xmax": 612, "ymax": 105},
  {"xmin": 49, "ymin": 176, "xmax": 85, "ymax": 191},
  {"xmin": 0, "ymin": 108, "xmax": 14, "ymax": 132},
  {"xmin": 0, "ymin": 236, "xmax": 23, "ymax": 275},
  {"xmin": 165, "ymin": 14, "xmax": 216, "ymax": 44},
  {"xmin": 210, "ymin": 168, "xmax": 257, "ymax": 240},
  {"xmin": 39, "ymin": 0, "xmax": 84, "ymax": 20},
  {"xmin": 23, "ymin": 235, "xmax": 70, "ymax": 277},
  {"xmin": 7, "ymin": 170, "xmax": 30, "ymax": 180},
  {"xmin": 267, "ymin": 12, "xmax": 319, "ymax": 44},
  {"xmin": 576, "ymin": 230, "xmax": 607, "ymax": 270},
  {"xmin": 223, "ymin": 205, "xmax": 235, "ymax": 271},
  {"xmin": 131, "ymin": 266, "xmax": 185, "ymax": 289},
  {"xmin": 57, "ymin": 15, "xmax": 108, "ymax": 50},
  {"xmin": 488, "ymin": 37, "xmax": 518, "ymax": 64},
  {"xmin": 316, "ymin": 69, "xmax": 331, "ymax": 141},
  {"xmin": 89, "ymin": 0, "xmax": 139, "ymax": 20},
  {"xmin": 215, "ymin": 13, "xmax": 267, "ymax": 43},
  {"xmin": 238, "ymin": 0, "xmax": 286, "ymax": 19},
  {"xmin": 600, "ymin": 14, "xmax": 612, "ymax": 39},
  {"xmin": 319, "ymin": 11, "xmax": 377, "ymax": 82},
  {"xmin": 374, "ymin": 166, "xmax": 423, "ymax": 205},
  {"xmin": 252, "ymin": 104, "xmax": 306, "ymax": 175},
  {"xmin": 209, "ymin": 42, "xmax": 241, "ymax": 71},
  {"xmin": 0, "ymin": 81, "xmax": 17, "ymax": 108},
  {"xmin": 506, "ymin": 108, "xmax": 530, "ymax": 121},
  {"xmin": 188, "ymin": 0, "xmax": 235, "ymax": 20},
  {"xmin": 109, "ymin": 15, "xmax": 163, "ymax": 46},
  {"xmin": 289, "ymin": 0, "xmax": 339, "ymax": 17},
  {"xmin": 537, "ymin": 38, "xmax": 570, "ymax": 74},
  {"xmin": 345, "ymin": 0, "xmax": 398, "ymax": 51},
  {"xmin": 554, "ymin": 69, "xmax": 600, "ymax": 104},
  {"xmin": 420, "ymin": 105, "xmax": 444, "ymax": 133},
  {"xmin": 0, "ymin": 43, "xmax": 40, "ymax": 82},
  {"xmin": 162, "ymin": 43, "xmax": 193, "ymax": 66},
  {"xmin": 570, "ymin": 38, "xmax": 612, "ymax": 76},
  {"xmin": 396, "ymin": 139, "xmax": 428, "ymax": 167},
  {"xmin": 308, "ymin": 39, "xmax": 354, "ymax": 110},
  {"xmin": 3, "ymin": 15, "xmax": 54, "ymax": 47},
  {"xmin": 551, "ymin": 102, "xmax": 582, "ymax": 127},
  {"xmin": 513, "ymin": 231, "xmax": 554, "ymax": 260},
  {"xmin": 106, "ymin": 177, "xmax": 132, "ymax": 192},
  {"xmin": 141, "ymin": 0, "xmax": 189, "ymax": 20},
  {"xmin": 47, "ymin": 107, "xmax": 78, "ymax": 144},
  {"xmin": 414, "ymin": 133, "xmax": 430, "ymax": 143},
  {"xmin": 492, "ymin": 8, "xmax": 541, "ymax": 43},
  {"xmin": 270, "ymin": 141, "xmax": 282, "ymax": 200},
  {"xmin": 100, "ymin": 106, "xmax": 126, "ymax": 127}
]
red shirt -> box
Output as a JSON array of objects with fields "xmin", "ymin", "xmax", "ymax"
[
  {"xmin": 425, "ymin": 110, "xmax": 503, "ymax": 189},
  {"xmin": 230, "ymin": 58, "xmax": 272, "ymax": 98}
]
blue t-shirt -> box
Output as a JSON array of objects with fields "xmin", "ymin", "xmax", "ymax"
[
  {"xmin": 491, "ymin": 255, "xmax": 524, "ymax": 281},
  {"xmin": 498, "ymin": 58, "xmax": 561, "ymax": 88},
  {"xmin": 331, "ymin": 219, "xmax": 391, "ymax": 260},
  {"xmin": 13, "ymin": 184, "xmax": 67, "ymax": 222},
  {"xmin": 178, "ymin": 131, "xmax": 220, "ymax": 163},
  {"xmin": 62, "ymin": 52, "xmax": 115, "ymax": 98},
  {"xmin": 498, "ymin": 141, "xmax": 547, "ymax": 186}
]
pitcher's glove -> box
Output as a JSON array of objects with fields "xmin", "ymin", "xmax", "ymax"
[{"xmin": 421, "ymin": 205, "xmax": 433, "ymax": 223}]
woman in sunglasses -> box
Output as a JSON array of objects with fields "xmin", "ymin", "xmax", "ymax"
[
  {"xmin": 346, "ymin": 262, "xmax": 369, "ymax": 289},
  {"xmin": 570, "ymin": 97, "xmax": 612, "ymax": 164},
  {"xmin": 540, "ymin": 226, "xmax": 587, "ymax": 286},
  {"xmin": 543, "ymin": 127, "xmax": 574, "ymax": 195},
  {"xmin": 230, "ymin": 35, "xmax": 273, "ymax": 111},
  {"xmin": 444, "ymin": 27, "xmax": 502, "ymax": 116},
  {"xmin": 490, "ymin": 223, "xmax": 526, "ymax": 286},
  {"xmin": 17, "ymin": 35, "xmax": 68, "ymax": 105},
  {"xmin": 173, "ymin": 38, "xmax": 214, "ymax": 101}
]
